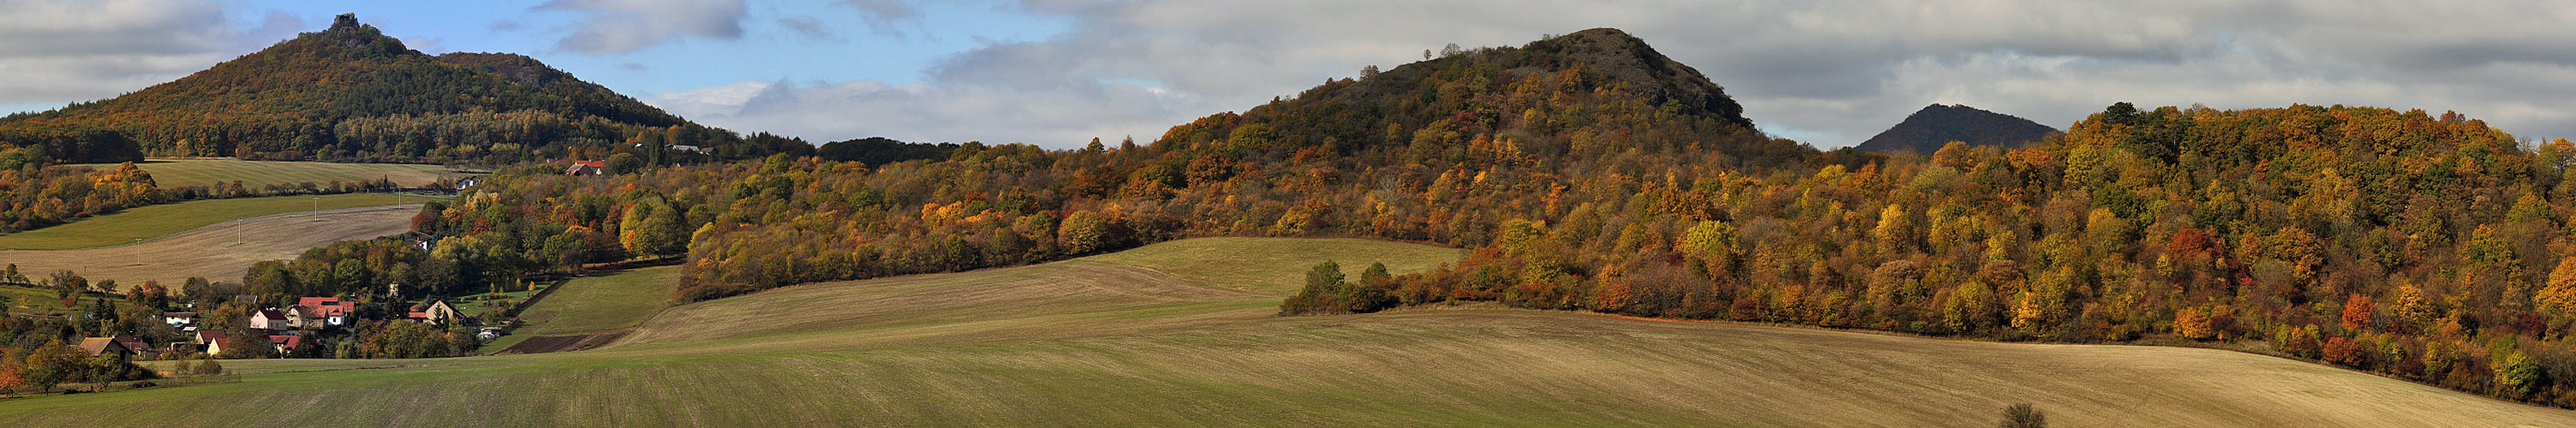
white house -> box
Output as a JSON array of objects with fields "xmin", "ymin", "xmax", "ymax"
[{"xmin": 249, "ymin": 309, "xmax": 292, "ymax": 330}]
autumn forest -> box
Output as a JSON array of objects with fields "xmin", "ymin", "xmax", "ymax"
[{"xmin": 3, "ymin": 16, "xmax": 2576, "ymax": 416}]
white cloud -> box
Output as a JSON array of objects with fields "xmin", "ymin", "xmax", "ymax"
[
  {"xmin": 0, "ymin": 0, "xmax": 302, "ymax": 105},
  {"xmin": 691, "ymin": 0, "xmax": 2576, "ymax": 148},
  {"xmin": 652, "ymin": 77, "xmax": 1199, "ymax": 145},
  {"xmin": 18, "ymin": 0, "xmax": 2576, "ymax": 148},
  {"xmin": 536, "ymin": 0, "xmax": 748, "ymax": 53}
]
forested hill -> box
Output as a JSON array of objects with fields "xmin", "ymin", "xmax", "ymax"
[
  {"xmin": 0, "ymin": 14, "xmax": 807, "ymax": 165},
  {"xmin": 226, "ymin": 26, "xmax": 2576, "ymax": 406},
  {"xmin": 1855, "ymin": 104, "xmax": 2063, "ymax": 154},
  {"xmin": 1152, "ymin": 27, "xmax": 1829, "ymax": 172}
]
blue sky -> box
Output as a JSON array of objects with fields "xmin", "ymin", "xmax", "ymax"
[
  {"xmin": 6, "ymin": 1, "xmax": 2576, "ymax": 148},
  {"xmin": 290, "ymin": 1, "xmax": 1067, "ymax": 93}
]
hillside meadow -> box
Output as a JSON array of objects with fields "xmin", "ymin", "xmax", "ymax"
[
  {"xmin": 69, "ymin": 159, "xmax": 474, "ymax": 190},
  {"xmin": 0, "ymin": 192, "xmax": 428, "ymax": 250},
  {"xmin": 0, "ymin": 238, "xmax": 2566, "ymax": 426},
  {"xmin": 482, "ymin": 266, "xmax": 682, "ymax": 353},
  {"xmin": 0, "ymin": 203, "xmax": 418, "ymax": 286}
]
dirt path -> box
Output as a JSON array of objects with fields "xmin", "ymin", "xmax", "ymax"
[
  {"xmin": 495, "ymin": 330, "xmax": 631, "ymax": 354},
  {"xmin": 0, "ymin": 204, "xmax": 421, "ymax": 286}
]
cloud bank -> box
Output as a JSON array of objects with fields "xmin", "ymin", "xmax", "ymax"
[{"xmin": 659, "ymin": 0, "xmax": 2576, "ymax": 148}]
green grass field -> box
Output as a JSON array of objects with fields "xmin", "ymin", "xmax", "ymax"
[
  {"xmin": 0, "ymin": 193, "xmax": 430, "ymax": 250},
  {"xmin": 479, "ymin": 267, "xmax": 679, "ymax": 353},
  {"xmin": 510, "ymin": 267, "xmax": 678, "ymax": 336},
  {"xmin": 71, "ymin": 159, "xmax": 475, "ymax": 190},
  {"xmin": 2, "ymin": 238, "xmax": 2570, "ymax": 426},
  {"xmin": 1078, "ymin": 237, "xmax": 1465, "ymax": 293},
  {"xmin": 0, "ymin": 284, "xmax": 106, "ymax": 316}
]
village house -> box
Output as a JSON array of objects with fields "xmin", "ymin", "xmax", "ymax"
[
  {"xmin": 250, "ymin": 309, "xmax": 293, "ymax": 330},
  {"xmin": 194, "ymin": 330, "xmax": 228, "ymax": 355},
  {"xmin": 565, "ymin": 160, "xmax": 605, "ymax": 176},
  {"xmin": 77, "ymin": 337, "xmax": 135, "ymax": 361},
  {"xmin": 410, "ymin": 299, "xmax": 462, "ymax": 324},
  {"xmin": 295, "ymin": 297, "xmax": 353, "ymax": 329},
  {"xmin": 115, "ymin": 335, "xmax": 150, "ymax": 359},
  {"xmin": 269, "ymin": 335, "xmax": 302, "ymax": 354}
]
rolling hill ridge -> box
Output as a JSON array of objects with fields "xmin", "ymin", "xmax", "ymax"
[
  {"xmin": 1855, "ymin": 103, "xmax": 2062, "ymax": 154},
  {"xmin": 0, "ymin": 14, "xmax": 804, "ymax": 165}
]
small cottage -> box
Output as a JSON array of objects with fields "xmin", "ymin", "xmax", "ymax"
[
  {"xmin": 77, "ymin": 337, "xmax": 134, "ymax": 360},
  {"xmin": 410, "ymin": 299, "xmax": 463, "ymax": 324}
]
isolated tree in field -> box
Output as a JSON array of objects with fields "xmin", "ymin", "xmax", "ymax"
[
  {"xmin": 1281, "ymin": 261, "xmax": 1348, "ymax": 316},
  {"xmin": 1351, "ymin": 262, "xmax": 1395, "ymax": 312},
  {"xmin": 2000, "ymin": 403, "xmax": 2045, "ymax": 428},
  {"xmin": 50, "ymin": 270, "xmax": 85, "ymax": 305}
]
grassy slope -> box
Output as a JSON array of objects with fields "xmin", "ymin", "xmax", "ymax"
[
  {"xmin": 482, "ymin": 267, "xmax": 682, "ymax": 353},
  {"xmin": 513, "ymin": 267, "xmax": 678, "ymax": 335},
  {"xmin": 0, "ymin": 193, "xmax": 425, "ymax": 250},
  {"xmin": 1079, "ymin": 237, "xmax": 1465, "ymax": 293},
  {"xmin": 1, "ymin": 238, "xmax": 2569, "ymax": 426},
  {"xmin": 72, "ymin": 159, "xmax": 475, "ymax": 189},
  {"xmin": 0, "ymin": 285, "xmax": 106, "ymax": 316}
]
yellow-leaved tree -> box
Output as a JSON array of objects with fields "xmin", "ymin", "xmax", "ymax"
[{"xmin": 2534, "ymin": 257, "xmax": 2576, "ymax": 324}]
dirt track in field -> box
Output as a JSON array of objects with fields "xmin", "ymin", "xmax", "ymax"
[
  {"xmin": 496, "ymin": 330, "xmax": 631, "ymax": 355},
  {"xmin": 0, "ymin": 204, "xmax": 420, "ymax": 286}
]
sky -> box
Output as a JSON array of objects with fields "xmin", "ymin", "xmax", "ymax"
[{"xmin": 3, "ymin": 0, "xmax": 2574, "ymax": 149}]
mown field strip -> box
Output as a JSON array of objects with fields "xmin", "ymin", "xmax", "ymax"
[
  {"xmin": 0, "ymin": 204, "xmax": 418, "ymax": 286},
  {"xmin": 0, "ymin": 192, "xmax": 428, "ymax": 250},
  {"xmin": 72, "ymin": 159, "xmax": 475, "ymax": 190}
]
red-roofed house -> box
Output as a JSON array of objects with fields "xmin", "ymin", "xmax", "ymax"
[
  {"xmin": 566, "ymin": 160, "xmax": 605, "ymax": 176},
  {"xmin": 295, "ymin": 297, "xmax": 353, "ymax": 329},
  {"xmin": 194, "ymin": 330, "xmax": 228, "ymax": 355},
  {"xmin": 268, "ymin": 335, "xmax": 302, "ymax": 354}
]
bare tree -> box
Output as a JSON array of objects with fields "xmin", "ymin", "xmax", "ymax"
[{"xmin": 2000, "ymin": 403, "xmax": 2046, "ymax": 428}]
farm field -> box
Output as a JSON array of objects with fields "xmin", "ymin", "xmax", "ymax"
[
  {"xmin": 71, "ymin": 159, "xmax": 476, "ymax": 190},
  {"xmin": 0, "ymin": 238, "xmax": 2568, "ymax": 426},
  {"xmin": 512, "ymin": 267, "xmax": 680, "ymax": 336},
  {"xmin": 0, "ymin": 192, "xmax": 431, "ymax": 250},
  {"xmin": 0, "ymin": 204, "xmax": 418, "ymax": 286},
  {"xmin": 483, "ymin": 267, "xmax": 681, "ymax": 354}
]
